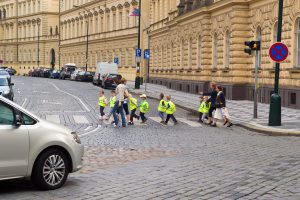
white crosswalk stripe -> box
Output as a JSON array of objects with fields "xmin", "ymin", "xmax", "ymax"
[
  {"xmin": 149, "ymin": 117, "xmax": 174, "ymax": 126},
  {"xmin": 177, "ymin": 118, "xmax": 202, "ymax": 127},
  {"xmin": 46, "ymin": 115, "xmax": 60, "ymax": 124},
  {"xmin": 73, "ymin": 115, "xmax": 89, "ymax": 124}
]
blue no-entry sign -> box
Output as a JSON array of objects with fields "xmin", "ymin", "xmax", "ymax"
[
  {"xmin": 144, "ymin": 49, "xmax": 150, "ymax": 60},
  {"xmin": 135, "ymin": 48, "xmax": 142, "ymax": 58},
  {"xmin": 269, "ymin": 42, "xmax": 288, "ymax": 62}
]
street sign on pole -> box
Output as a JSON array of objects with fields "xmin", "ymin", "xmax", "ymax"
[
  {"xmin": 269, "ymin": 42, "xmax": 288, "ymax": 63},
  {"xmin": 144, "ymin": 49, "xmax": 150, "ymax": 60},
  {"xmin": 114, "ymin": 57, "xmax": 119, "ymax": 65},
  {"xmin": 135, "ymin": 48, "xmax": 142, "ymax": 58}
]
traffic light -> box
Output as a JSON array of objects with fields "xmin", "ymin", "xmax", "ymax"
[{"xmin": 244, "ymin": 41, "xmax": 261, "ymax": 55}]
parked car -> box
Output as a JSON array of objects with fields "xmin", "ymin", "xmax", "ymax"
[
  {"xmin": 0, "ymin": 96, "xmax": 84, "ymax": 190},
  {"xmin": 70, "ymin": 70, "xmax": 82, "ymax": 81},
  {"xmin": 0, "ymin": 69, "xmax": 11, "ymax": 82},
  {"xmin": 102, "ymin": 73, "xmax": 119, "ymax": 89},
  {"xmin": 93, "ymin": 62, "xmax": 118, "ymax": 86},
  {"xmin": 60, "ymin": 63, "xmax": 76, "ymax": 80},
  {"xmin": 50, "ymin": 70, "xmax": 61, "ymax": 79},
  {"xmin": 32, "ymin": 68, "xmax": 42, "ymax": 77},
  {"xmin": 5, "ymin": 68, "xmax": 16, "ymax": 76},
  {"xmin": 0, "ymin": 76, "xmax": 14, "ymax": 101},
  {"xmin": 42, "ymin": 68, "xmax": 52, "ymax": 78},
  {"xmin": 76, "ymin": 71, "xmax": 94, "ymax": 82}
]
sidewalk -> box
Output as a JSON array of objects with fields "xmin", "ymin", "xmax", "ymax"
[{"xmin": 127, "ymin": 81, "xmax": 300, "ymax": 136}]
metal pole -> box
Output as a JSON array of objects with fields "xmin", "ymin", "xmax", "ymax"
[
  {"xmin": 134, "ymin": 0, "xmax": 141, "ymax": 89},
  {"xmin": 58, "ymin": 0, "xmax": 61, "ymax": 70},
  {"xmin": 254, "ymin": 50, "xmax": 259, "ymax": 119},
  {"xmin": 268, "ymin": 0, "xmax": 283, "ymax": 126},
  {"xmin": 38, "ymin": 23, "xmax": 40, "ymax": 68},
  {"xmin": 86, "ymin": 16, "xmax": 89, "ymax": 72}
]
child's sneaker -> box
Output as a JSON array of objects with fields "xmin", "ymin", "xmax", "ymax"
[
  {"xmin": 160, "ymin": 120, "xmax": 165, "ymax": 123},
  {"xmin": 128, "ymin": 122, "xmax": 134, "ymax": 125}
]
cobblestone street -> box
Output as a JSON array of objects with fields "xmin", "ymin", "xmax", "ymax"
[{"xmin": 1, "ymin": 76, "xmax": 300, "ymax": 200}]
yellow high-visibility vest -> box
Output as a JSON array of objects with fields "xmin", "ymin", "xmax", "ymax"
[{"xmin": 98, "ymin": 96, "xmax": 107, "ymax": 108}]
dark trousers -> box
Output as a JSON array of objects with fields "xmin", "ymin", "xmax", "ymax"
[
  {"xmin": 199, "ymin": 112, "xmax": 203, "ymax": 121},
  {"xmin": 140, "ymin": 112, "xmax": 147, "ymax": 122},
  {"xmin": 100, "ymin": 106, "xmax": 105, "ymax": 116},
  {"xmin": 130, "ymin": 109, "xmax": 139, "ymax": 122},
  {"xmin": 209, "ymin": 106, "xmax": 216, "ymax": 118},
  {"xmin": 166, "ymin": 114, "xmax": 177, "ymax": 124}
]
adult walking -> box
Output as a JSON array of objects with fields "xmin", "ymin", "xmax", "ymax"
[
  {"xmin": 111, "ymin": 77, "xmax": 129, "ymax": 127},
  {"xmin": 202, "ymin": 82, "xmax": 218, "ymax": 125},
  {"xmin": 211, "ymin": 85, "xmax": 233, "ymax": 127}
]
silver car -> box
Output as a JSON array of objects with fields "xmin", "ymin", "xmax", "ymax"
[
  {"xmin": 0, "ymin": 96, "xmax": 84, "ymax": 190},
  {"xmin": 0, "ymin": 76, "xmax": 14, "ymax": 101}
]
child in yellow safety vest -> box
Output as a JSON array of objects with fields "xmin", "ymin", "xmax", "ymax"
[
  {"xmin": 199, "ymin": 96, "xmax": 211, "ymax": 123},
  {"xmin": 198, "ymin": 92, "xmax": 204, "ymax": 122},
  {"xmin": 128, "ymin": 94, "xmax": 139, "ymax": 125},
  {"xmin": 139, "ymin": 94, "xmax": 149, "ymax": 123},
  {"xmin": 158, "ymin": 93, "xmax": 167, "ymax": 123},
  {"xmin": 164, "ymin": 95, "xmax": 178, "ymax": 125},
  {"xmin": 98, "ymin": 90, "xmax": 107, "ymax": 120}
]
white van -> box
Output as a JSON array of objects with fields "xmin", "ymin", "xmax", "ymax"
[{"xmin": 93, "ymin": 62, "xmax": 118, "ymax": 86}]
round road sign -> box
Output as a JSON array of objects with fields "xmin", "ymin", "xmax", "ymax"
[{"xmin": 269, "ymin": 42, "xmax": 288, "ymax": 62}]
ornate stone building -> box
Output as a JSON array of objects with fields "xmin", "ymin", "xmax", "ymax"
[
  {"xmin": 144, "ymin": 0, "xmax": 300, "ymax": 108},
  {"xmin": 60, "ymin": 0, "xmax": 149, "ymax": 81},
  {"xmin": 0, "ymin": 0, "xmax": 59, "ymax": 75}
]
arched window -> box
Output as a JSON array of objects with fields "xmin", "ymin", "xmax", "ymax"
[
  {"xmin": 188, "ymin": 38, "xmax": 192, "ymax": 69},
  {"xmin": 256, "ymin": 27, "xmax": 262, "ymax": 68},
  {"xmin": 273, "ymin": 22, "xmax": 278, "ymax": 43},
  {"xmin": 197, "ymin": 36, "xmax": 201, "ymax": 68},
  {"xmin": 225, "ymin": 30, "xmax": 230, "ymax": 68},
  {"xmin": 295, "ymin": 18, "xmax": 300, "ymax": 67},
  {"xmin": 119, "ymin": 12, "xmax": 123, "ymax": 29},
  {"xmin": 213, "ymin": 33, "xmax": 218, "ymax": 68},
  {"xmin": 50, "ymin": 26, "xmax": 53, "ymax": 36},
  {"xmin": 107, "ymin": 15, "xmax": 110, "ymax": 31}
]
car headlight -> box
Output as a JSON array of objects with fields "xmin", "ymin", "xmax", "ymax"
[
  {"xmin": 3, "ymin": 90, "xmax": 9, "ymax": 95},
  {"xmin": 71, "ymin": 132, "xmax": 81, "ymax": 144}
]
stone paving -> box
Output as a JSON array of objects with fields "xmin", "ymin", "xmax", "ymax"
[
  {"xmin": 1, "ymin": 76, "xmax": 300, "ymax": 199},
  {"xmin": 128, "ymin": 82, "xmax": 300, "ymax": 130}
]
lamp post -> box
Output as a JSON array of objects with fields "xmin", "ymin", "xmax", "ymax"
[
  {"xmin": 134, "ymin": 0, "xmax": 142, "ymax": 89},
  {"xmin": 268, "ymin": 0, "xmax": 283, "ymax": 126},
  {"xmin": 74, "ymin": 5, "xmax": 89, "ymax": 72},
  {"xmin": 37, "ymin": 19, "xmax": 41, "ymax": 68}
]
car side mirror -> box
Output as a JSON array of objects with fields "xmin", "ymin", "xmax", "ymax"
[
  {"xmin": 15, "ymin": 115, "xmax": 23, "ymax": 126},
  {"xmin": 10, "ymin": 83, "xmax": 14, "ymax": 86}
]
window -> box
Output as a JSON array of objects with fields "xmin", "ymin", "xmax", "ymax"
[
  {"xmin": 181, "ymin": 40, "xmax": 184, "ymax": 67},
  {"xmin": 0, "ymin": 10, "xmax": 2, "ymax": 19},
  {"xmin": 188, "ymin": 38, "xmax": 192, "ymax": 69},
  {"xmin": 0, "ymin": 102, "xmax": 15, "ymax": 125},
  {"xmin": 3, "ymin": 9, "xmax": 6, "ymax": 18},
  {"xmin": 113, "ymin": 14, "xmax": 116, "ymax": 30},
  {"xmin": 290, "ymin": 92, "xmax": 296, "ymax": 105},
  {"xmin": 125, "ymin": 48, "xmax": 129, "ymax": 66},
  {"xmin": 296, "ymin": 18, "xmax": 300, "ymax": 67},
  {"xmin": 50, "ymin": 26, "xmax": 53, "ymax": 35},
  {"xmin": 197, "ymin": 36, "xmax": 201, "ymax": 68},
  {"xmin": 225, "ymin": 30, "xmax": 230, "ymax": 68},
  {"xmin": 100, "ymin": 17, "xmax": 103, "ymax": 32},
  {"xmin": 213, "ymin": 33, "xmax": 218, "ymax": 68},
  {"xmin": 107, "ymin": 15, "xmax": 110, "ymax": 31},
  {"xmin": 119, "ymin": 12, "xmax": 123, "ymax": 29},
  {"xmin": 126, "ymin": 10, "xmax": 129, "ymax": 28}
]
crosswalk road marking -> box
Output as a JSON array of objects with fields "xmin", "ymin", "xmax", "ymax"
[
  {"xmin": 73, "ymin": 115, "xmax": 89, "ymax": 124},
  {"xmin": 46, "ymin": 115, "xmax": 60, "ymax": 124},
  {"xmin": 177, "ymin": 118, "xmax": 202, "ymax": 127},
  {"xmin": 149, "ymin": 117, "xmax": 174, "ymax": 126},
  {"xmin": 101, "ymin": 119, "xmax": 148, "ymax": 126}
]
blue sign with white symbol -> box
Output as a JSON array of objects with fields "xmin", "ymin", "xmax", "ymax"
[
  {"xmin": 114, "ymin": 57, "xmax": 119, "ymax": 65},
  {"xmin": 144, "ymin": 49, "xmax": 150, "ymax": 60},
  {"xmin": 269, "ymin": 42, "xmax": 288, "ymax": 63},
  {"xmin": 135, "ymin": 48, "xmax": 142, "ymax": 57}
]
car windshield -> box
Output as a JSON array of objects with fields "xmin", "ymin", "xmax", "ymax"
[
  {"xmin": 0, "ymin": 70, "xmax": 9, "ymax": 75},
  {"xmin": 0, "ymin": 78, "xmax": 9, "ymax": 86}
]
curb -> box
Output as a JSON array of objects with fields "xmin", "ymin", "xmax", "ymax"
[{"xmin": 130, "ymin": 88, "xmax": 300, "ymax": 136}]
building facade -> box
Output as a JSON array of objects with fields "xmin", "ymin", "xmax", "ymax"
[
  {"xmin": 0, "ymin": 0, "xmax": 59, "ymax": 75},
  {"xmin": 60, "ymin": 0, "xmax": 148, "ymax": 81},
  {"xmin": 145, "ymin": 0, "xmax": 300, "ymax": 108}
]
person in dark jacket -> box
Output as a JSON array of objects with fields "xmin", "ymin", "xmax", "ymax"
[
  {"xmin": 202, "ymin": 82, "xmax": 218, "ymax": 124},
  {"xmin": 211, "ymin": 85, "xmax": 233, "ymax": 127}
]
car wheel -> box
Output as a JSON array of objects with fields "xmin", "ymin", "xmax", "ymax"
[{"xmin": 32, "ymin": 149, "xmax": 70, "ymax": 190}]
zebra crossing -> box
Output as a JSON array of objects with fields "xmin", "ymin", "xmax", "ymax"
[{"xmin": 44, "ymin": 114, "xmax": 202, "ymax": 128}]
